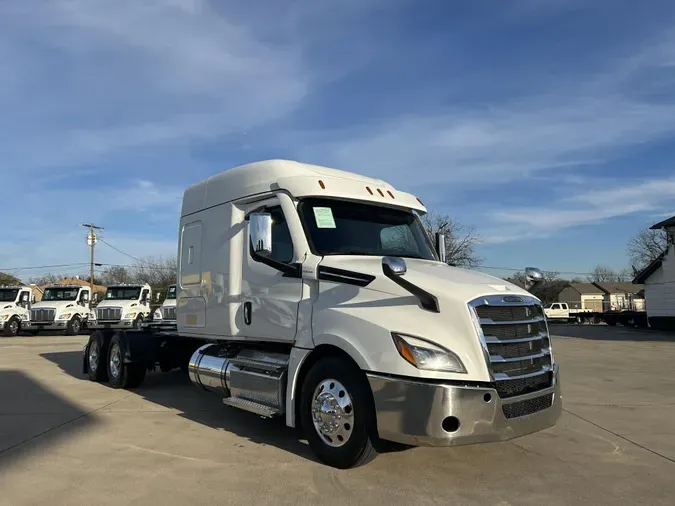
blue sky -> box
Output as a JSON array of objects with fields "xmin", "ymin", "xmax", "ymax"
[{"xmin": 2, "ymin": 0, "xmax": 675, "ymax": 280}]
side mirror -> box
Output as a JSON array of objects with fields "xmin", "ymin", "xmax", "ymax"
[
  {"xmin": 82, "ymin": 293, "xmax": 90, "ymax": 304},
  {"xmin": 250, "ymin": 213, "xmax": 273, "ymax": 257},
  {"xmin": 21, "ymin": 294, "xmax": 29, "ymax": 303},
  {"xmin": 93, "ymin": 294, "xmax": 99, "ymax": 303},
  {"xmin": 382, "ymin": 256, "xmax": 407, "ymax": 277},
  {"xmin": 524, "ymin": 267, "xmax": 544, "ymax": 290},
  {"xmin": 435, "ymin": 232, "xmax": 447, "ymax": 264}
]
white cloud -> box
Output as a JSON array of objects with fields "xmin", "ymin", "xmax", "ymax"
[
  {"xmin": 483, "ymin": 177, "xmax": 675, "ymax": 242},
  {"xmin": 0, "ymin": 0, "xmax": 309, "ymax": 172}
]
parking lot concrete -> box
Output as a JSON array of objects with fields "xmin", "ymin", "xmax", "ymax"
[{"xmin": 1, "ymin": 327, "xmax": 674, "ymax": 505}]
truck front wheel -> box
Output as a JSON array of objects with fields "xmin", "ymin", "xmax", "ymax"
[
  {"xmin": 3, "ymin": 316, "xmax": 20, "ymax": 337},
  {"xmin": 300, "ymin": 357, "xmax": 378, "ymax": 469},
  {"xmin": 66, "ymin": 316, "xmax": 81, "ymax": 336},
  {"xmin": 107, "ymin": 334, "xmax": 146, "ymax": 389}
]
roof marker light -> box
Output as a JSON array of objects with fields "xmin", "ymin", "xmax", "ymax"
[
  {"xmin": 417, "ymin": 197, "xmax": 424, "ymax": 206},
  {"xmin": 318, "ymin": 180, "xmax": 326, "ymax": 189},
  {"xmin": 377, "ymin": 188, "xmax": 385, "ymax": 197},
  {"xmin": 366, "ymin": 186, "xmax": 373, "ymax": 195},
  {"xmin": 387, "ymin": 190, "xmax": 395, "ymax": 199}
]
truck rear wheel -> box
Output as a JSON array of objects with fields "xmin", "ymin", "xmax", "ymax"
[
  {"xmin": 86, "ymin": 333, "xmax": 109, "ymax": 382},
  {"xmin": 300, "ymin": 357, "xmax": 378, "ymax": 469},
  {"xmin": 66, "ymin": 316, "xmax": 81, "ymax": 336},
  {"xmin": 107, "ymin": 333, "xmax": 146, "ymax": 389}
]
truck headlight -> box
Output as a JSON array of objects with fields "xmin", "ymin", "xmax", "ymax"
[
  {"xmin": 154, "ymin": 309, "xmax": 162, "ymax": 319},
  {"xmin": 123, "ymin": 312, "xmax": 137, "ymax": 320},
  {"xmin": 89, "ymin": 312, "xmax": 96, "ymax": 320},
  {"xmin": 21, "ymin": 314, "xmax": 30, "ymax": 321},
  {"xmin": 0, "ymin": 315, "xmax": 9, "ymax": 321},
  {"xmin": 57, "ymin": 313, "xmax": 72, "ymax": 320},
  {"xmin": 392, "ymin": 333, "xmax": 466, "ymax": 373}
]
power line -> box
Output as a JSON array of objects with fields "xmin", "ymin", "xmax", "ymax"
[{"xmin": 0, "ymin": 262, "xmax": 90, "ymax": 272}]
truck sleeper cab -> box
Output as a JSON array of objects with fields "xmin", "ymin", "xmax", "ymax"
[
  {"xmin": 25, "ymin": 285, "xmax": 90, "ymax": 335},
  {"xmin": 83, "ymin": 160, "xmax": 561, "ymax": 468},
  {"xmin": 89, "ymin": 284, "xmax": 152, "ymax": 330},
  {"xmin": 0, "ymin": 286, "xmax": 32, "ymax": 336}
]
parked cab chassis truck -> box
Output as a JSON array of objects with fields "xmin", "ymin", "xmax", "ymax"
[
  {"xmin": 83, "ymin": 160, "xmax": 562, "ymax": 468},
  {"xmin": 544, "ymin": 302, "xmax": 648, "ymax": 327}
]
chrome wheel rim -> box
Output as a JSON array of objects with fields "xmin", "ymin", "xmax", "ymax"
[
  {"xmin": 72, "ymin": 319, "xmax": 80, "ymax": 333},
  {"xmin": 88, "ymin": 342, "xmax": 99, "ymax": 372},
  {"xmin": 311, "ymin": 379, "xmax": 354, "ymax": 448},
  {"xmin": 109, "ymin": 342, "xmax": 121, "ymax": 379},
  {"xmin": 9, "ymin": 320, "xmax": 18, "ymax": 335}
]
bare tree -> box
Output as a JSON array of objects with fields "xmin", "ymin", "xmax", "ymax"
[
  {"xmin": 627, "ymin": 228, "xmax": 667, "ymax": 270},
  {"xmin": 0, "ymin": 272, "xmax": 22, "ymax": 285},
  {"xmin": 587, "ymin": 265, "xmax": 619, "ymax": 283},
  {"xmin": 28, "ymin": 273, "xmax": 65, "ymax": 286},
  {"xmin": 130, "ymin": 256, "xmax": 177, "ymax": 291},
  {"xmin": 97, "ymin": 266, "xmax": 132, "ymax": 286},
  {"xmin": 422, "ymin": 212, "xmax": 482, "ymax": 268}
]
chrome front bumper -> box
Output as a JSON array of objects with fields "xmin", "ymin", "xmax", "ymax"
[{"xmin": 367, "ymin": 364, "xmax": 561, "ymax": 447}]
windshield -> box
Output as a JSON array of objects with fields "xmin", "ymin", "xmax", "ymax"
[
  {"xmin": 105, "ymin": 287, "xmax": 141, "ymax": 300},
  {"xmin": 43, "ymin": 287, "xmax": 79, "ymax": 301},
  {"xmin": 544, "ymin": 303, "xmax": 553, "ymax": 309},
  {"xmin": 298, "ymin": 198, "xmax": 436, "ymax": 260},
  {"xmin": 166, "ymin": 286, "xmax": 176, "ymax": 300},
  {"xmin": 0, "ymin": 289, "xmax": 19, "ymax": 302}
]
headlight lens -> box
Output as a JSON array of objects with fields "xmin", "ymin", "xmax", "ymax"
[
  {"xmin": 154, "ymin": 310, "xmax": 162, "ymax": 319},
  {"xmin": 89, "ymin": 312, "xmax": 96, "ymax": 320},
  {"xmin": 392, "ymin": 333, "xmax": 466, "ymax": 373},
  {"xmin": 21, "ymin": 314, "xmax": 30, "ymax": 321},
  {"xmin": 0, "ymin": 315, "xmax": 9, "ymax": 321},
  {"xmin": 57, "ymin": 313, "xmax": 72, "ymax": 320},
  {"xmin": 123, "ymin": 312, "xmax": 137, "ymax": 319}
]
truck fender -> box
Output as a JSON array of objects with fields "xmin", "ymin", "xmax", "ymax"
[{"xmin": 285, "ymin": 335, "xmax": 373, "ymax": 429}]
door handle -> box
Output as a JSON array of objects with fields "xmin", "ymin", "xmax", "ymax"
[{"xmin": 244, "ymin": 301, "xmax": 252, "ymax": 325}]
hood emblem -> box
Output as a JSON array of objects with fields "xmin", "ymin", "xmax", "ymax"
[{"xmin": 502, "ymin": 295, "xmax": 523, "ymax": 303}]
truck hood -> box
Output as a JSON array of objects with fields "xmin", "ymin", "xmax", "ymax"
[
  {"xmin": 161, "ymin": 300, "xmax": 177, "ymax": 309},
  {"xmin": 95, "ymin": 300, "xmax": 143, "ymax": 311},
  {"xmin": 0, "ymin": 304, "xmax": 27, "ymax": 317},
  {"xmin": 31, "ymin": 301, "xmax": 83, "ymax": 312},
  {"xmin": 320, "ymin": 256, "xmax": 533, "ymax": 303}
]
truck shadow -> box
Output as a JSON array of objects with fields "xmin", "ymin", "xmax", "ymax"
[
  {"xmin": 0, "ymin": 369, "xmax": 96, "ymax": 471},
  {"xmin": 549, "ymin": 324, "xmax": 675, "ymax": 342},
  {"xmin": 40, "ymin": 351, "xmax": 412, "ymax": 463}
]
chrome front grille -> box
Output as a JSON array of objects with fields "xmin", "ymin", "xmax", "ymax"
[
  {"xmin": 96, "ymin": 307, "xmax": 122, "ymax": 321},
  {"xmin": 30, "ymin": 308, "xmax": 55, "ymax": 323},
  {"xmin": 162, "ymin": 306, "xmax": 176, "ymax": 320},
  {"xmin": 470, "ymin": 295, "xmax": 554, "ymax": 413}
]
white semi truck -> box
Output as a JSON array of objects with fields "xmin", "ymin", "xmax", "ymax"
[
  {"xmin": 88, "ymin": 284, "xmax": 152, "ymax": 331},
  {"xmin": 150, "ymin": 284, "xmax": 177, "ymax": 326},
  {"xmin": 83, "ymin": 160, "xmax": 561, "ymax": 468},
  {"xmin": 24, "ymin": 285, "xmax": 91, "ymax": 335},
  {"xmin": 0, "ymin": 286, "xmax": 32, "ymax": 336}
]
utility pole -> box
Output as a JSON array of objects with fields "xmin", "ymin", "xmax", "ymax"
[{"xmin": 81, "ymin": 223, "xmax": 103, "ymax": 309}]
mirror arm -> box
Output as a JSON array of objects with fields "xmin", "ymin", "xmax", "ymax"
[
  {"xmin": 382, "ymin": 263, "xmax": 440, "ymax": 313},
  {"xmin": 249, "ymin": 243, "xmax": 301, "ymax": 278}
]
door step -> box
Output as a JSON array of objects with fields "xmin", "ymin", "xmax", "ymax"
[{"xmin": 222, "ymin": 397, "xmax": 280, "ymax": 418}]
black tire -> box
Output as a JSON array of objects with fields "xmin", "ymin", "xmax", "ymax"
[
  {"xmin": 3, "ymin": 316, "xmax": 20, "ymax": 337},
  {"xmin": 66, "ymin": 316, "xmax": 82, "ymax": 336},
  {"xmin": 606, "ymin": 321, "xmax": 617, "ymax": 326},
  {"xmin": 107, "ymin": 333, "xmax": 146, "ymax": 389},
  {"xmin": 300, "ymin": 357, "xmax": 378, "ymax": 469},
  {"xmin": 133, "ymin": 315, "xmax": 143, "ymax": 330},
  {"xmin": 86, "ymin": 333, "xmax": 109, "ymax": 382}
]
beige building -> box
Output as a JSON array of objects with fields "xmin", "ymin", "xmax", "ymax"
[{"xmin": 557, "ymin": 283, "xmax": 605, "ymax": 311}]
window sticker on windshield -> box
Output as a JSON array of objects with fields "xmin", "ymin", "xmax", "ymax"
[{"xmin": 313, "ymin": 207, "xmax": 336, "ymax": 228}]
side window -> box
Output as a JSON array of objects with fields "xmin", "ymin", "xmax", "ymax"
[
  {"xmin": 181, "ymin": 221, "xmax": 203, "ymax": 286},
  {"xmin": 20, "ymin": 291, "xmax": 29, "ymax": 307},
  {"xmin": 266, "ymin": 206, "xmax": 293, "ymax": 264},
  {"xmin": 552, "ymin": 303, "xmax": 560, "ymax": 310},
  {"xmin": 561, "ymin": 303, "xmax": 568, "ymax": 309},
  {"xmin": 141, "ymin": 289, "xmax": 150, "ymax": 302}
]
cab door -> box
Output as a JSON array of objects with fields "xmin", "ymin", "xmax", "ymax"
[{"xmin": 241, "ymin": 197, "xmax": 303, "ymax": 342}]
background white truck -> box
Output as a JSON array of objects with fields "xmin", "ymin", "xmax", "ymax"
[
  {"xmin": 88, "ymin": 284, "xmax": 152, "ymax": 331},
  {"xmin": 25, "ymin": 285, "xmax": 90, "ymax": 335},
  {"xmin": 0, "ymin": 286, "xmax": 31, "ymax": 336},
  {"xmin": 544, "ymin": 302, "xmax": 648, "ymax": 327},
  {"xmin": 150, "ymin": 284, "xmax": 177, "ymax": 326},
  {"xmin": 82, "ymin": 160, "xmax": 561, "ymax": 468}
]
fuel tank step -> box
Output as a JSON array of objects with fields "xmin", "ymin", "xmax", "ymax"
[{"xmin": 222, "ymin": 397, "xmax": 280, "ymax": 418}]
